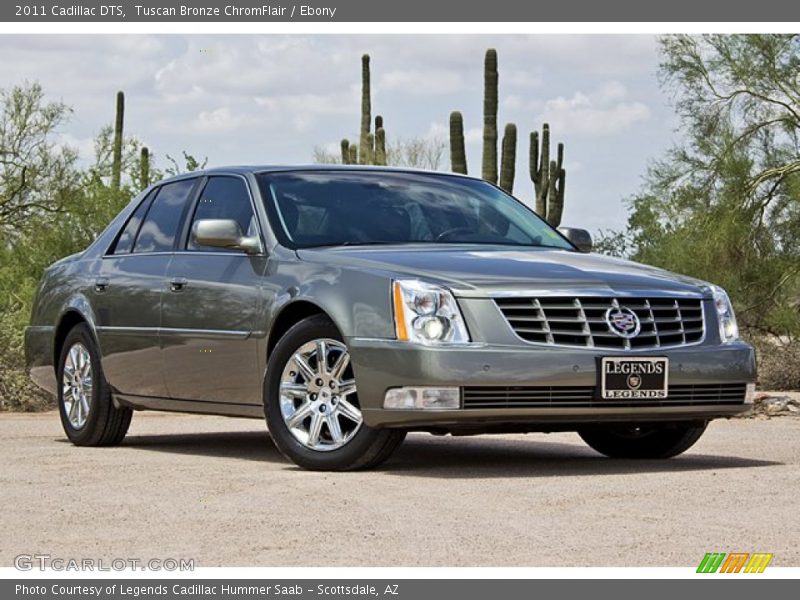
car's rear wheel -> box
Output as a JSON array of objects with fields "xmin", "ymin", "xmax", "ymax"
[
  {"xmin": 264, "ymin": 315, "xmax": 405, "ymax": 471},
  {"xmin": 57, "ymin": 323, "xmax": 132, "ymax": 446},
  {"xmin": 578, "ymin": 423, "xmax": 707, "ymax": 459}
]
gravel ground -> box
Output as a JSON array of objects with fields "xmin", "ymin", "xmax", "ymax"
[{"xmin": 1, "ymin": 411, "xmax": 798, "ymax": 567}]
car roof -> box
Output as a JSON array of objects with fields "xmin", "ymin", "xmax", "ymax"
[{"xmin": 156, "ymin": 164, "xmax": 479, "ymax": 185}]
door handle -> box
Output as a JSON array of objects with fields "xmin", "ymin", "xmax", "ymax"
[
  {"xmin": 169, "ymin": 277, "xmax": 188, "ymax": 292},
  {"xmin": 94, "ymin": 277, "xmax": 109, "ymax": 293}
]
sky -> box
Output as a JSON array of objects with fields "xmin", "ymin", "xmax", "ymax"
[{"xmin": 0, "ymin": 35, "xmax": 683, "ymax": 233}]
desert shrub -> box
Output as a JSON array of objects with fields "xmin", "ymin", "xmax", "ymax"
[{"xmin": 751, "ymin": 336, "xmax": 800, "ymax": 391}]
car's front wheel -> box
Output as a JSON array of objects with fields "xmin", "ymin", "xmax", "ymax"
[
  {"xmin": 264, "ymin": 315, "xmax": 405, "ymax": 471},
  {"xmin": 578, "ymin": 423, "xmax": 707, "ymax": 459},
  {"xmin": 57, "ymin": 323, "xmax": 132, "ymax": 446}
]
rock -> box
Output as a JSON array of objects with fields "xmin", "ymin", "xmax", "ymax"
[{"xmin": 750, "ymin": 393, "xmax": 800, "ymax": 418}]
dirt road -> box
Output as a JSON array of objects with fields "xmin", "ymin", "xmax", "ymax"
[{"xmin": 1, "ymin": 411, "xmax": 797, "ymax": 567}]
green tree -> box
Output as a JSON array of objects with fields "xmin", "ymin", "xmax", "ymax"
[
  {"xmin": 0, "ymin": 82, "xmax": 80, "ymax": 239},
  {"xmin": 313, "ymin": 136, "xmax": 446, "ymax": 170},
  {"xmin": 601, "ymin": 35, "xmax": 800, "ymax": 386},
  {"xmin": 165, "ymin": 150, "xmax": 208, "ymax": 176}
]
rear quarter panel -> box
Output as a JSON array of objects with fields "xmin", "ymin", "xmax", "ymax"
[{"xmin": 25, "ymin": 256, "xmax": 97, "ymax": 395}]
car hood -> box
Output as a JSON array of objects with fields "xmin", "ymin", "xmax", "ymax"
[{"xmin": 296, "ymin": 245, "xmax": 710, "ymax": 298}]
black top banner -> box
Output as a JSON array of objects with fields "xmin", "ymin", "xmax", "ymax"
[{"xmin": 3, "ymin": 0, "xmax": 800, "ymax": 22}]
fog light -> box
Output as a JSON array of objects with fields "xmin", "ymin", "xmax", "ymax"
[
  {"xmin": 745, "ymin": 382, "xmax": 756, "ymax": 404},
  {"xmin": 383, "ymin": 387, "xmax": 460, "ymax": 409}
]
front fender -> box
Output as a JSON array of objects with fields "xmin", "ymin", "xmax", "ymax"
[{"xmin": 266, "ymin": 256, "xmax": 396, "ymax": 342}]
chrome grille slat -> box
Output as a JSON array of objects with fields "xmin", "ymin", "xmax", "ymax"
[
  {"xmin": 495, "ymin": 296, "xmax": 705, "ymax": 350},
  {"xmin": 462, "ymin": 383, "xmax": 747, "ymax": 409}
]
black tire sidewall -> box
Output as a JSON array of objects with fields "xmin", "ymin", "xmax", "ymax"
[
  {"xmin": 579, "ymin": 423, "xmax": 707, "ymax": 459},
  {"xmin": 264, "ymin": 316, "xmax": 390, "ymax": 470},
  {"xmin": 57, "ymin": 324, "xmax": 107, "ymax": 444}
]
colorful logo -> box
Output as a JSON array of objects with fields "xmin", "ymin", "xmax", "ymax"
[
  {"xmin": 604, "ymin": 306, "xmax": 641, "ymax": 338},
  {"xmin": 697, "ymin": 552, "xmax": 773, "ymax": 573}
]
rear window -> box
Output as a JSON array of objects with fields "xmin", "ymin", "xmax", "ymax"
[
  {"xmin": 133, "ymin": 179, "xmax": 196, "ymax": 253},
  {"xmin": 110, "ymin": 189, "xmax": 156, "ymax": 255}
]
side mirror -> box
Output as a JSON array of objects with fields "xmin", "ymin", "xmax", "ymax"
[
  {"xmin": 558, "ymin": 227, "xmax": 593, "ymax": 253},
  {"xmin": 192, "ymin": 219, "xmax": 262, "ymax": 254}
]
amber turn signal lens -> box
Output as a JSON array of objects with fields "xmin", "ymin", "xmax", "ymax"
[{"xmin": 393, "ymin": 281, "xmax": 409, "ymax": 341}]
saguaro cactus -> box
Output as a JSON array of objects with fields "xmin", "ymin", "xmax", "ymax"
[
  {"xmin": 341, "ymin": 139, "xmax": 351, "ymax": 164},
  {"xmin": 111, "ymin": 90, "xmax": 125, "ymax": 190},
  {"xmin": 530, "ymin": 123, "xmax": 566, "ymax": 226},
  {"xmin": 499, "ymin": 123, "xmax": 517, "ymax": 193},
  {"xmin": 139, "ymin": 146, "xmax": 150, "ymax": 190},
  {"xmin": 329, "ymin": 59, "xmax": 389, "ymax": 167},
  {"xmin": 481, "ymin": 49, "xmax": 499, "ymax": 184},
  {"xmin": 375, "ymin": 128, "xmax": 387, "ymax": 166},
  {"xmin": 359, "ymin": 54, "xmax": 371, "ymax": 165},
  {"xmin": 449, "ymin": 111, "xmax": 467, "ymax": 175}
]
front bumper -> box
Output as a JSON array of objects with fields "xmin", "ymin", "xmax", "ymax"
[{"xmin": 346, "ymin": 338, "xmax": 756, "ymax": 429}]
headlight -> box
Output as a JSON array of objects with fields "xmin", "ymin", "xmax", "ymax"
[
  {"xmin": 710, "ymin": 285, "xmax": 739, "ymax": 343},
  {"xmin": 392, "ymin": 280, "xmax": 470, "ymax": 345}
]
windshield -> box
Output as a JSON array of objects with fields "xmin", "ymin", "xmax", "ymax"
[{"xmin": 257, "ymin": 170, "xmax": 574, "ymax": 251}]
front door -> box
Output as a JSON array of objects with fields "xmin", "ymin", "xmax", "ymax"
[{"xmin": 160, "ymin": 175, "xmax": 267, "ymax": 405}]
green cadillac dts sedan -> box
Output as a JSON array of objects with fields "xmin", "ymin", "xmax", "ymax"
[{"xmin": 25, "ymin": 167, "xmax": 756, "ymax": 470}]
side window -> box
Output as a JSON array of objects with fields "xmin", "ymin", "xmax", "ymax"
[
  {"xmin": 133, "ymin": 179, "xmax": 196, "ymax": 254},
  {"xmin": 110, "ymin": 189, "xmax": 156, "ymax": 255},
  {"xmin": 187, "ymin": 176, "xmax": 257, "ymax": 251}
]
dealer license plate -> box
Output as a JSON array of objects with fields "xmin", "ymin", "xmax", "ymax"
[{"xmin": 600, "ymin": 357, "xmax": 669, "ymax": 399}]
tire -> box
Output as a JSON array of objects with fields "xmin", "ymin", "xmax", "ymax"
[
  {"xmin": 57, "ymin": 323, "xmax": 132, "ymax": 446},
  {"xmin": 264, "ymin": 315, "xmax": 405, "ymax": 471},
  {"xmin": 578, "ymin": 422, "xmax": 707, "ymax": 459}
]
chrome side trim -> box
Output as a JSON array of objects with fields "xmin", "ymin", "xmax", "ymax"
[
  {"xmin": 95, "ymin": 326, "xmax": 159, "ymax": 336},
  {"xmin": 96, "ymin": 326, "xmax": 255, "ymax": 340},
  {"xmin": 160, "ymin": 327, "xmax": 251, "ymax": 339}
]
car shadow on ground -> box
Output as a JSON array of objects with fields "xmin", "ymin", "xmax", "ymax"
[{"xmin": 105, "ymin": 430, "xmax": 782, "ymax": 478}]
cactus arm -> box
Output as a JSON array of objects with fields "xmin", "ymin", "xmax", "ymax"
[
  {"xmin": 341, "ymin": 139, "xmax": 351, "ymax": 164},
  {"xmin": 548, "ymin": 142, "xmax": 565, "ymax": 226},
  {"xmin": 552, "ymin": 166, "xmax": 566, "ymax": 227},
  {"xmin": 365, "ymin": 132, "xmax": 375, "ymax": 165},
  {"xmin": 546, "ymin": 160, "xmax": 564, "ymax": 226},
  {"xmin": 375, "ymin": 128, "xmax": 387, "ymax": 166},
  {"xmin": 348, "ymin": 144, "xmax": 358, "ymax": 166}
]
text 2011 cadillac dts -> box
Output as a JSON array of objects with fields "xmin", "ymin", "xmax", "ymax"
[{"xmin": 25, "ymin": 167, "xmax": 756, "ymax": 470}]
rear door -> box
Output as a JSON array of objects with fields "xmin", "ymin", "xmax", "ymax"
[
  {"xmin": 160, "ymin": 175, "xmax": 268, "ymax": 405},
  {"xmin": 95, "ymin": 178, "xmax": 199, "ymax": 397}
]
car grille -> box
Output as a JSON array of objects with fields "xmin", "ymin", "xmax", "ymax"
[
  {"xmin": 495, "ymin": 296, "xmax": 705, "ymax": 349},
  {"xmin": 461, "ymin": 383, "xmax": 748, "ymax": 409}
]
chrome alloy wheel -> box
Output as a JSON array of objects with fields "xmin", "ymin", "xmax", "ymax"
[
  {"xmin": 279, "ymin": 338, "xmax": 362, "ymax": 452},
  {"xmin": 62, "ymin": 342, "xmax": 93, "ymax": 430}
]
